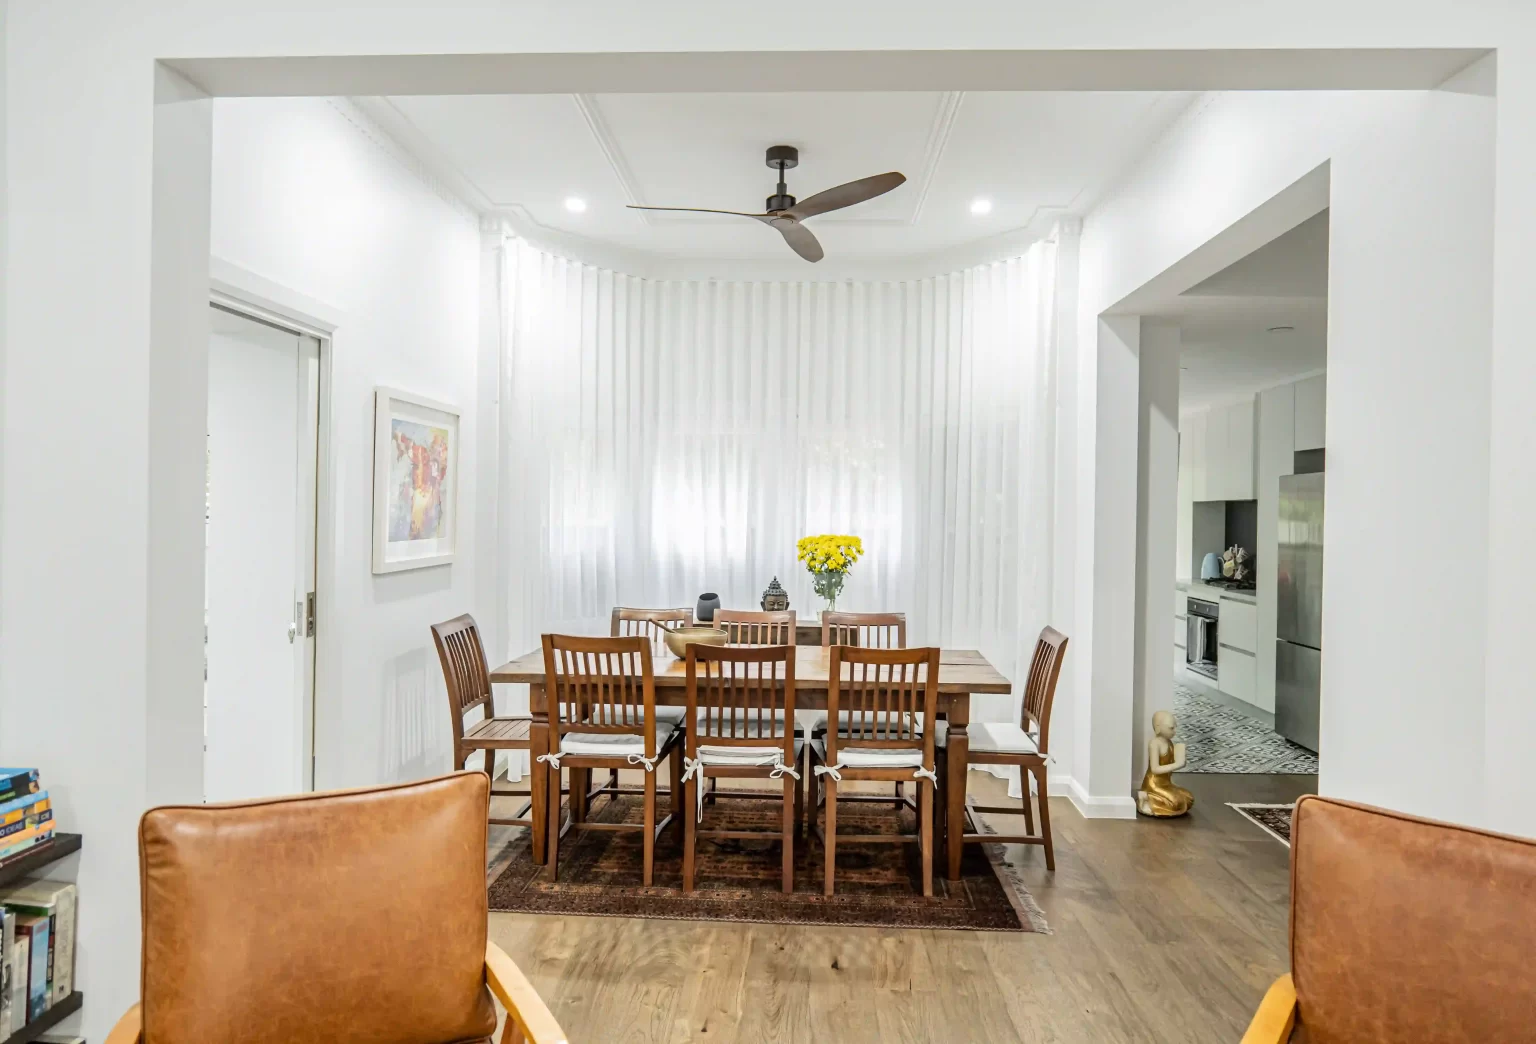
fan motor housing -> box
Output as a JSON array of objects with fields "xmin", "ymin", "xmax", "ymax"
[{"xmin": 765, "ymin": 145, "xmax": 799, "ymax": 212}]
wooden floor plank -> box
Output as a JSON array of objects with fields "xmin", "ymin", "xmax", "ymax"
[{"xmin": 487, "ymin": 771, "xmax": 1315, "ymax": 1042}]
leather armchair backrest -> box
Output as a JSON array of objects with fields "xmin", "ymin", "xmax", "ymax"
[
  {"xmin": 139, "ymin": 772, "xmax": 498, "ymax": 1044},
  {"xmin": 1291, "ymin": 794, "xmax": 1536, "ymax": 1044}
]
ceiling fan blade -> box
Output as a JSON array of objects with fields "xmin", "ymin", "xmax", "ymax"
[
  {"xmin": 772, "ymin": 218, "xmax": 824, "ymax": 263},
  {"xmin": 626, "ymin": 205, "xmax": 769, "ymax": 220},
  {"xmin": 783, "ymin": 172, "xmax": 906, "ymax": 221}
]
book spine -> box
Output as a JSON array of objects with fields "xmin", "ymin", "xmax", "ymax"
[
  {"xmin": 0, "ymin": 825, "xmax": 56, "ymax": 863},
  {"xmin": 0, "ymin": 910, "xmax": 12, "ymax": 1036},
  {"xmin": 0, "ymin": 771, "xmax": 40, "ymax": 806},
  {"xmin": 0, "ymin": 808, "xmax": 52, "ymax": 842},
  {"xmin": 0, "ymin": 791, "xmax": 46, "ymax": 821},
  {"xmin": 11, "ymin": 937, "xmax": 28, "ymax": 1033},
  {"xmin": 25, "ymin": 919, "xmax": 47, "ymax": 1020},
  {"xmin": 46, "ymin": 888, "xmax": 73, "ymax": 1006}
]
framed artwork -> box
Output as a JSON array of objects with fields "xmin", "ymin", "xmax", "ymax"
[{"xmin": 372, "ymin": 387, "xmax": 460, "ymax": 573}]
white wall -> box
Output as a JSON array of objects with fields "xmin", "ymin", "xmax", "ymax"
[
  {"xmin": 1080, "ymin": 74, "xmax": 1498, "ymax": 827},
  {"xmin": 209, "ymin": 97, "xmax": 487, "ymax": 790}
]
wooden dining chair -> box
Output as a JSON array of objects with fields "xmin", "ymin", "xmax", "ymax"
[
  {"xmin": 820, "ymin": 611, "xmax": 907, "ymax": 650},
  {"xmin": 814, "ymin": 611, "xmax": 911, "ymax": 807},
  {"xmin": 936, "ymin": 626, "xmax": 1067, "ymax": 870},
  {"xmin": 432, "ymin": 614, "xmax": 535, "ymax": 830},
  {"xmin": 809, "ymin": 646, "xmax": 939, "ymax": 897},
  {"xmin": 714, "ymin": 609, "xmax": 797, "ymax": 645},
  {"xmin": 540, "ymin": 634, "xmax": 686, "ymax": 885},
  {"xmin": 681, "ymin": 644, "xmax": 803, "ymax": 892},
  {"xmin": 610, "ymin": 607, "xmax": 691, "ymax": 726}
]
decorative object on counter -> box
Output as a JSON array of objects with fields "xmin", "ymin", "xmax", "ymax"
[
  {"xmin": 796, "ymin": 534, "xmax": 863, "ymax": 614},
  {"xmin": 663, "ymin": 625, "xmax": 729, "ymax": 660},
  {"xmin": 1221, "ymin": 545, "xmax": 1250, "ymax": 581},
  {"xmin": 760, "ymin": 576, "xmax": 790, "ymax": 612},
  {"xmin": 694, "ymin": 592, "xmax": 721, "ymax": 623},
  {"xmin": 1200, "ymin": 551, "xmax": 1223, "ymax": 580},
  {"xmin": 1137, "ymin": 711, "xmax": 1195, "ymax": 817}
]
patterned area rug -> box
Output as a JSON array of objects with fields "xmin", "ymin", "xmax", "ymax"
[
  {"xmin": 487, "ymin": 792, "xmax": 1049, "ymax": 933},
  {"xmin": 1174, "ymin": 684, "xmax": 1319, "ymax": 773},
  {"xmin": 1229, "ymin": 802, "xmax": 1295, "ymax": 846}
]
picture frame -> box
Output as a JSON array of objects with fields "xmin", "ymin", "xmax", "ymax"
[{"xmin": 372, "ymin": 386, "xmax": 460, "ymax": 574}]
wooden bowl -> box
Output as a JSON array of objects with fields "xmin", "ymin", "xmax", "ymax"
[{"xmin": 663, "ymin": 625, "xmax": 728, "ymax": 659}]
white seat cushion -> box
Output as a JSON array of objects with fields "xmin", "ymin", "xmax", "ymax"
[
  {"xmin": 694, "ymin": 738, "xmax": 804, "ymax": 767},
  {"xmin": 558, "ymin": 721, "xmax": 675, "ymax": 758},
  {"xmin": 811, "ymin": 737, "xmax": 924, "ymax": 769},
  {"xmin": 933, "ymin": 719, "xmax": 1039, "ymax": 755}
]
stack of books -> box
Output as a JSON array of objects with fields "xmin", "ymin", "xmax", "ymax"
[
  {"xmin": 0, "ymin": 879, "xmax": 77, "ymax": 1038},
  {"xmin": 0, "ymin": 771, "xmax": 51, "ymax": 867}
]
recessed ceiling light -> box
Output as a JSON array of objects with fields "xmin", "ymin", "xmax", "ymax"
[
  {"xmin": 564, "ymin": 197, "xmax": 588, "ymax": 214},
  {"xmin": 1267, "ymin": 325, "xmax": 1295, "ymax": 333},
  {"xmin": 970, "ymin": 198, "xmax": 993, "ymax": 216}
]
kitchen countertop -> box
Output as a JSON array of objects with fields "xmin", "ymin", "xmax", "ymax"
[{"xmin": 1177, "ymin": 579, "xmax": 1257, "ymax": 605}]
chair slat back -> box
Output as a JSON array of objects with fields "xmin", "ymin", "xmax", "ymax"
[
  {"xmin": 542, "ymin": 634, "xmax": 657, "ymax": 756},
  {"xmin": 1020, "ymin": 627, "xmax": 1068, "ymax": 755},
  {"xmin": 431, "ymin": 615, "xmax": 493, "ymax": 743},
  {"xmin": 826, "ymin": 646, "xmax": 937, "ymax": 764},
  {"xmin": 685, "ymin": 644, "xmax": 796, "ymax": 759},
  {"xmin": 821, "ymin": 611, "xmax": 906, "ymax": 650},
  {"xmin": 715, "ymin": 609, "xmax": 796, "ymax": 646},
  {"xmin": 611, "ymin": 606, "xmax": 693, "ymax": 658}
]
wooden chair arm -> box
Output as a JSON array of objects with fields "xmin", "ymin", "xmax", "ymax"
[
  {"xmin": 486, "ymin": 940, "xmax": 568, "ymax": 1044},
  {"xmin": 1241, "ymin": 973, "xmax": 1297, "ymax": 1044},
  {"xmin": 104, "ymin": 1003, "xmax": 143, "ymax": 1044}
]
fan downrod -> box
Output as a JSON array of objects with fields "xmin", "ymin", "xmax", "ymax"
[{"xmin": 765, "ymin": 144, "xmax": 798, "ymax": 213}]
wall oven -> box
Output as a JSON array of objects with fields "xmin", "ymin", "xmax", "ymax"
[{"xmin": 1186, "ymin": 597, "xmax": 1219, "ymax": 680}]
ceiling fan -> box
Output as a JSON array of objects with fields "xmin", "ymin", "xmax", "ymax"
[{"xmin": 626, "ymin": 145, "xmax": 906, "ymax": 263}]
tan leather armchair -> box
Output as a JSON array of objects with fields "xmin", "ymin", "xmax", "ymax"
[
  {"xmin": 1243, "ymin": 794, "xmax": 1536, "ymax": 1044},
  {"xmin": 104, "ymin": 772, "xmax": 565, "ymax": 1044}
]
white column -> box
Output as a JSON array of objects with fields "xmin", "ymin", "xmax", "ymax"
[{"xmin": 1132, "ymin": 320, "xmax": 1180, "ymax": 784}]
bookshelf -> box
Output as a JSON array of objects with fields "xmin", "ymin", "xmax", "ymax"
[
  {"xmin": 4, "ymin": 989, "xmax": 82, "ymax": 1043},
  {"xmin": 0, "ymin": 835, "xmax": 81, "ymax": 892},
  {"xmin": 1, "ymin": 833, "xmax": 83, "ymax": 1043}
]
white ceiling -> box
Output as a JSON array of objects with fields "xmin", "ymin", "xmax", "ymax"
[
  {"xmin": 360, "ymin": 90, "xmax": 1196, "ymax": 263},
  {"xmin": 1157, "ymin": 212, "xmax": 1330, "ymax": 409}
]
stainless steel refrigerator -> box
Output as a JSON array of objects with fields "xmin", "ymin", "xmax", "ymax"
[{"xmin": 1276, "ymin": 472, "xmax": 1324, "ymax": 751}]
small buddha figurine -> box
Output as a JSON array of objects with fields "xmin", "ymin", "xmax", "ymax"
[{"xmin": 1137, "ymin": 710, "xmax": 1195, "ymax": 817}]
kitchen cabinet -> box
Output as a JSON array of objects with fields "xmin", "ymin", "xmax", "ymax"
[
  {"xmin": 1218, "ymin": 643, "xmax": 1258, "ymax": 706},
  {"xmin": 1294, "ymin": 374, "xmax": 1326, "ymax": 451},
  {"xmin": 1219, "ymin": 596, "xmax": 1257, "ymax": 652},
  {"xmin": 1181, "ymin": 398, "xmax": 1255, "ymax": 501}
]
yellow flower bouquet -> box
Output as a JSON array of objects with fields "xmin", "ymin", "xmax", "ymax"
[{"xmin": 796, "ymin": 534, "xmax": 863, "ymax": 613}]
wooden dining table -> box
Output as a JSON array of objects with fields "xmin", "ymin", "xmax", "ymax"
[{"xmin": 491, "ymin": 644, "xmax": 1011, "ymax": 882}]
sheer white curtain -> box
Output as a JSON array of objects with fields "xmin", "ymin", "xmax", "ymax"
[{"xmin": 500, "ymin": 238, "xmax": 1058, "ymax": 721}]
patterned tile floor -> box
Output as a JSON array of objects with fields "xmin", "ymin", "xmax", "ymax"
[{"xmin": 1174, "ymin": 683, "xmax": 1319, "ymax": 773}]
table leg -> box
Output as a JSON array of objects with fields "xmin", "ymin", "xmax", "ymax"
[
  {"xmin": 945, "ymin": 694, "xmax": 970, "ymax": 882},
  {"xmin": 529, "ymin": 683, "xmax": 549, "ymax": 865}
]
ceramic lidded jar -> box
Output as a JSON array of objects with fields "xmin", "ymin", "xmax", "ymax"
[
  {"xmin": 761, "ymin": 577, "xmax": 789, "ymax": 612},
  {"xmin": 695, "ymin": 592, "xmax": 721, "ymax": 623}
]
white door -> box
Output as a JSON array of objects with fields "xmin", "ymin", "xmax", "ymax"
[{"xmin": 205, "ymin": 305, "xmax": 321, "ymax": 802}]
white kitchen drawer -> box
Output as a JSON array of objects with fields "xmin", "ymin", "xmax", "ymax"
[
  {"xmin": 1174, "ymin": 617, "xmax": 1186, "ymax": 648},
  {"xmin": 1220, "ymin": 597, "xmax": 1258, "ymax": 653},
  {"xmin": 1218, "ymin": 644, "xmax": 1257, "ymax": 705},
  {"xmin": 1174, "ymin": 589, "xmax": 1189, "ymax": 617}
]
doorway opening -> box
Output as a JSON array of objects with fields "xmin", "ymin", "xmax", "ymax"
[{"xmin": 204, "ymin": 303, "xmax": 324, "ymax": 802}]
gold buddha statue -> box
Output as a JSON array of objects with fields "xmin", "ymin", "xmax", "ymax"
[{"xmin": 1137, "ymin": 710, "xmax": 1194, "ymax": 817}]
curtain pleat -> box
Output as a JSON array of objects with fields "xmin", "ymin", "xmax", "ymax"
[{"xmin": 501, "ymin": 240, "xmax": 1058, "ymax": 722}]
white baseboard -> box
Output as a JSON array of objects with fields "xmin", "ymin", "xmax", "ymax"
[{"xmin": 1067, "ymin": 777, "xmax": 1139, "ymax": 819}]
